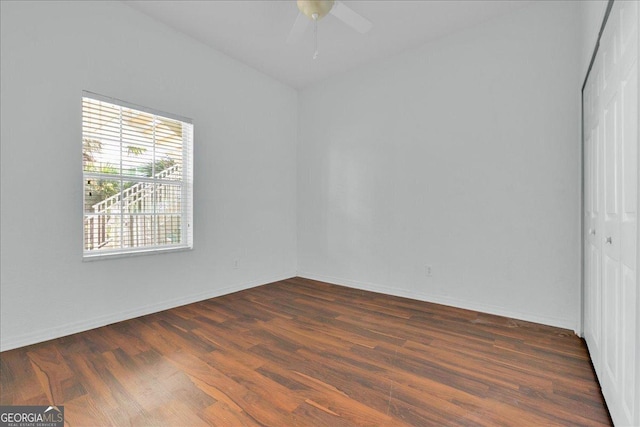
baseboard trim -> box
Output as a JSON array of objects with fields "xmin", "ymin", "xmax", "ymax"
[
  {"xmin": 0, "ymin": 272, "xmax": 296, "ymax": 352},
  {"xmin": 297, "ymin": 272, "xmax": 577, "ymax": 332}
]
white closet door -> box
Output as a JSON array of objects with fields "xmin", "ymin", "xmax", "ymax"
[
  {"xmin": 617, "ymin": 1, "xmax": 638, "ymax": 422},
  {"xmin": 585, "ymin": 51, "xmax": 604, "ymax": 378},
  {"xmin": 583, "ymin": 1, "xmax": 638, "ymax": 425},
  {"xmin": 601, "ymin": 11, "xmax": 623, "ymax": 407}
]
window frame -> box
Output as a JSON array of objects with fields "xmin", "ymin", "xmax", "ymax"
[{"xmin": 82, "ymin": 91, "xmax": 193, "ymax": 260}]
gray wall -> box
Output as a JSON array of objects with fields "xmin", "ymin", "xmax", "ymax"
[
  {"xmin": 0, "ymin": 1, "xmax": 298, "ymax": 350},
  {"xmin": 297, "ymin": 1, "xmax": 582, "ymax": 330},
  {"xmin": 580, "ymin": 0, "xmax": 609, "ymax": 78}
]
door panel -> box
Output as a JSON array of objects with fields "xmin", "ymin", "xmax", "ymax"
[
  {"xmin": 583, "ymin": 1, "xmax": 638, "ymax": 425},
  {"xmin": 602, "ymin": 254, "xmax": 621, "ymax": 391},
  {"xmin": 587, "ymin": 244, "xmax": 602, "ymax": 375},
  {"xmin": 620, "ymin": 0, "xmax": 638, "ymax": 57},
  {"xmin": 602, "ymin": 91, "xmax": 620, "ymax": 261},
  {"xmin": 621, "ymin": 59, "xmax": 638, "ymax": 272},
  {"xmin": 622, "ymin": 264, "xmax": 637, "ymax": 422}
]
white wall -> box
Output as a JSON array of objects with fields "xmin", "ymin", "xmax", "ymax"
[
  {"xmin": 0, "ymin": 1, "xmax": 297, "ymax": 350},
  {"xmin": 580, "ymin": 0, "xmax": 609, "ymax": 79},
  {"xmin": 298, "ymin": 1, "xmax": 582, "ymax": 330}
]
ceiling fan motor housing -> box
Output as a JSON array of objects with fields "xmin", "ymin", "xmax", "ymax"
[{"xmin": 297, "ymin": 0, "xmax": 335, "ymax": 20}]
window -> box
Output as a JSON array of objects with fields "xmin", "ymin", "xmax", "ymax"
[{"xmin": 82, "ymin": 92, "xmax": 193, "ymax": 258}]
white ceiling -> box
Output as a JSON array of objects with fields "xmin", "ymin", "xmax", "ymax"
[{"xmin": 125, "ymin": 1, "xmax": 531, "ymax": 89}]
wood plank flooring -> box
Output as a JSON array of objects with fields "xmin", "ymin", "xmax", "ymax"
[{"xmin": 0, "ymin": 277, "xmax": 611, "ymax": 426}]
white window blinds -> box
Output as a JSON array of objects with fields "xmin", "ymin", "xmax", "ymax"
[{"xmin": 82, "ymin": 92, "xmax": 193, "ymax": 258}]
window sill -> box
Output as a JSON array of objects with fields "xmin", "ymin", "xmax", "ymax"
[{"xmin": 82, "ymin": 245, "xmax": 193, "ymax": 262}]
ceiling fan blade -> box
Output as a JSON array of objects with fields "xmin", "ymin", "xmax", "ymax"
[
  {"xmin": 330, "ymin": 1, "xmax": 372, "ymax": 34},
  {"xmin": 286, "ymin": 12, "xmax": 310, "ymax": 45}
]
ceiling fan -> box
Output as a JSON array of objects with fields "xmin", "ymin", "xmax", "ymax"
[{"xmin": 287, "ymin": 0, "xmax": 373, "ymax": 59}]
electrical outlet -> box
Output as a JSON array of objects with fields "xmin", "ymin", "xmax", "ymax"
[
  {"xmin": 426, "ymin": 265, "xmax": 433, "ymax": 277},
  {"xmin": 233, "ymin": 259, "xmax": 239, "ymax": 269}
]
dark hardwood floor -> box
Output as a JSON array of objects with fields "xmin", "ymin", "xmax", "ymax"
[{"xmin": 0, "ymin": 277, "xmax": 610, "ymax": 426}]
